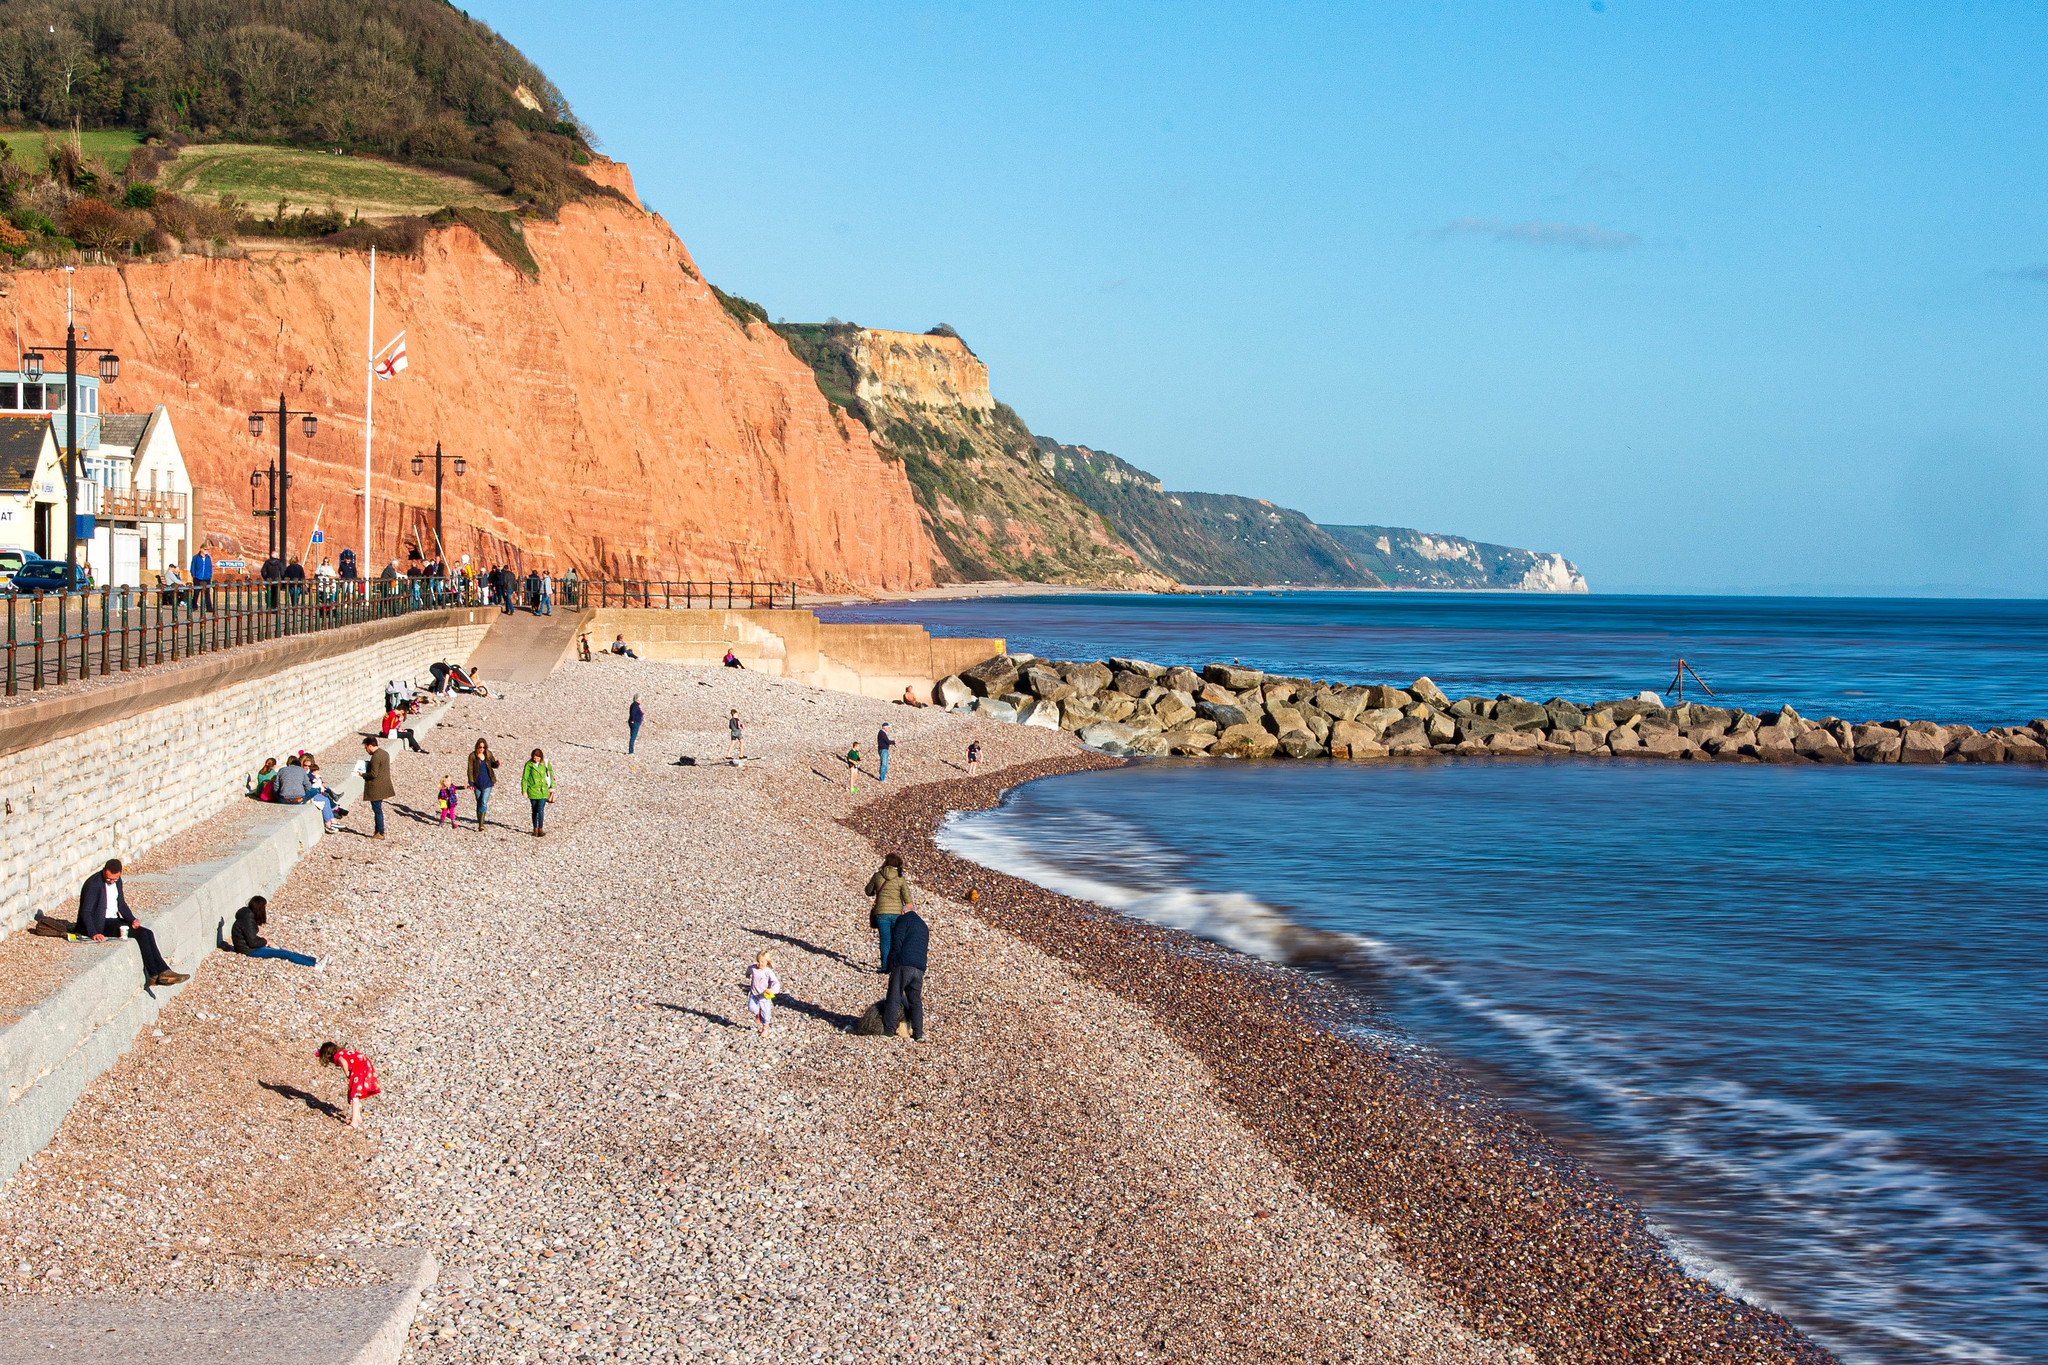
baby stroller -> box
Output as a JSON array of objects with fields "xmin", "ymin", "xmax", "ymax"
[{"xmin": 430, "ymin": 661, "xmax": 488, "ymax": 696}]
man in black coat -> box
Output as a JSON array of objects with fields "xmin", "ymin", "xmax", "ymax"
[
  {"xmin": 882, "ymin": 907, "xmax": 929, "ymax": 1042},
  {"xmin": 79, "ymin": 859, "xmax": 187, "ymax": 987}
]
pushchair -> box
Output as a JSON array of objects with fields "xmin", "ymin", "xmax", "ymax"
[{"xmin": 430, "ymin": 661, "xmax": 488, "ymax": 696}]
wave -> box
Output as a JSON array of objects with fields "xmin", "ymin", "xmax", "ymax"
[{"xmin": 938, "ymin": 805, "xmax": 2048, "ymax": 1365}]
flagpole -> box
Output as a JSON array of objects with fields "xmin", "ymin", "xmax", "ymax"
[{"xmin": 362, "ymin": 246, "xmax": 376, "ymax": 575}]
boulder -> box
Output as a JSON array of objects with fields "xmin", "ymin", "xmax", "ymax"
[
  {"xmin": 967, "ymin": 697, "xmax": 1019, "ymax": 723},
  {"xmin": 1018, "ymin": 698, "xmax": 1064, "ymax": 728},
  {"xmin": 1425, "ymin": 712, "xmax": 1458, "ymax": 743},
  {"xmin": 1455, "ymin": 717, "xmax": 1510, "ymax": 741},
  {"xmin": 1793, "ymin": 729, "xmax": 1849, "ymax": 763},
  {"xmin": 1635, "ymin": 690, "xmax": 1663, "ymax": 705},
  {"xmin": 1364, "ymin": 684, "xmax": 1410, "ymax": 711},
  {"xmin": 1058, "ymin": 698, "xmax": 1098, "ymax": 731},
  {"xmin": 1211, "ymin": 723, "xmax": 1279, "ymax": 759},
  {"xmin": 1589, "ymin": 707, "xmax": 1618, "ymax": 730},
  {"xmin": 1565, "ymin": 729, "xmax": 1602, "ymax": 754},
  {"xmin": 1483, "ymin": 730, "xmax": 1540, "ymax": 753},
  {"xmin": 1328, "ymin": 719, "xmax": 1385, "ymax": 756},
  {"xmin": 1275, "ymin": 731, "xmax": 1326, "ymax": 759},
  {"xmin": 1196, "ymin": 682, "xmax": 1239, "ymax": 706},
  {"xmin": 1954, "ymin": 733, "xmax": 2006, "ymax": 764},
  {"xmin": 1077, "ymin": 720, "xmax": 1140, "ymax": 752},
  {"xmin": 1753, "ymin": 742, "xmax": 1801, "ymax": 763},
  {"xmin": 1204, "ymin": 663, "xmax": 1266, "ymax": 690},
  {"xmin": 1094, "ymin": 694, "xmax": 1139, "ymax": 723},
  {"xmin": 1447, "ymin": 697, "xmax": 1481, "ymax": 719},
  {"xmin": 1899, "ymin": 730, "xmax": 1944, "ymax": 764},
  {"xmin": 1493, "ymin": 699, "xmax": 1549, "ymax": 730},
  {"xmin": 1060, "ymin": 661, "xmax": 1113, "ymax": 696},
  {"xmin": 1265, "ymin": 703, "xmax": 1310, "ymax": 737},
  {"xmin": 1544, "ymin": 701, "xmax": 1586, "ymax": 731},
  {"xmin": 1182, "ymin": 717, "xmax": 1220, "ymax": 735},
  {"xmin": 1381, "ymin": 720, "xmax": 1431, "ymax": 752},
  {"xmin": 1021, "ymin": 666, "xmax": 1074, "ymax": 701},
  {"xmin": 1408, "ymin": 676, "xmax": 1451, "ymax": 707},
  {"xmin": 1122, "ymin": 708, "xmax": 1166, "ymax": 735},
  {"xmin": 1163, "ymin": 728, "xmax": 1218, "ymax": 754},
  {"xmin": 1357, "ymin": 707, "xmax": 1407, "ymax": 736},
  {"xmin": 1683, "ymin": 726, "xmax": 1727, "ymax": 745},
  {"xmin": 1309, "ymin": 688, "xmax": 1364, "ymax": 722},
  {"xmin": 1162, "ymin": 666, "xmax": 1202, "ymax": 694},
  {"xmin": 1634, "ymin": 731, "xmax": 1694, "ymax": 759},
  {"xmin": 1130, "ymin": 734, "xmax": 1171, "ymax": 757},
  {"xmin": 2003, "ymin": 732, "xmax": 2046, "ymax": 762},
  {"xmin": 1853, "ymin": 732, "xmax": 1901, "ymax": 763},
  {"xmin": 1299, "ymin": 709, "xmax": 1333, "ymax": 745},
  {"xmin": 1106, "ymin": 670, "xmax": 1147, "ymax": 697},
  {"xmin": 1153, "ymin": 698, "xmax": 1196, "ymax": 731},
  {"xmin": 1197, "ymin": 701, "xmax": 1252, "ymax": 730},
  {"xmin": 1605, "ymin": 728, "xmax": 1641, "ymax": 753},
  {"xmin": 935, "ymin": 675, "xmax": 975, "ymax": 710},
  {"xmin": 1752, "ymin": 723, "xmax": 1797, "ymax": 749},
  {"xmin": 1108, "ymin": 657, "xmax": 1165, "ymax": 679},
  {"xmin": 962, "ymin": 655, "xmax": 1020, "ymax": 698}
]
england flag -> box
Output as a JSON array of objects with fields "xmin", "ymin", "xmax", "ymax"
[{"xmin": 373, "ymin": 332, "xmax": 408, "ymax": 381}]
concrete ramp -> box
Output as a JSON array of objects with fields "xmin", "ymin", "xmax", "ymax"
[
  {"xmin": 0, "ymin": 1247, "xmax": 436, "ymax": 1365},
  {"xmin": 464, "ymin": 608, "xmax": 591, "ymax": 685}
]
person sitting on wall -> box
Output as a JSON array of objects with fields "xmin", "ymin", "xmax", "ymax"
[
  {"xmin": 274, "ymin": 754, "xmax": 342, "ymax": 829},
  {"xmin": 722, "ymin": 649, "xmax": 744, "ymax": 669},
  {"xmin": 79, "ymin": 859, "xmax": 189, "ymax": 988},
  {"xmin": 612, "ymin": 635, "xmax": 639, "ymax": 659}
]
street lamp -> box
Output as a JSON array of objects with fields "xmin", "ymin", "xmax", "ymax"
[
  {"xmin": 247, "ymin": 396, "xmax": 318, "ymax": 563},
  {"xmin": 248, "ymin": 464, "xmax": 295, "ymax": 558},
  {"xmin": 408, "ymin": 442, "xmax": 464, "ymax": 563},
  {"xmin": 21, "ymin": 297, "xmax": 120, "ymax": 590}
]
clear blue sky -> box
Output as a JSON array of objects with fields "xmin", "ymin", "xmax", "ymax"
[{"xmin": 482, "ymin": 1, "xmax": 2046, "ymax": 593}]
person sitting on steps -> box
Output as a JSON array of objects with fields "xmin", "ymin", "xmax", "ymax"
[
  {"xmin": 722, "ymin": 649, "xmax": 744, "ymax": 669},
  {"xmin": 79, "ymin": 859, "xmax": 188, "ymax": 987},
  {"xmin": 611, "ymin": 635, "xmax": 639, "ymax": 659}
]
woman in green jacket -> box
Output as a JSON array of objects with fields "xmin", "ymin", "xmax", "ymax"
[
  {"xmin": 864, "ymin": 853, "xmax": 914, "ymax": 973},
  {"xmin": 522, "ymin": 748, "xmax": 555, "ymax": 837}
]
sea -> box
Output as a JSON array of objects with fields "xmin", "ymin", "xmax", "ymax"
[{"xmin": 818, "ymin": 592, "xmax": 2048, "ymax": 1365}]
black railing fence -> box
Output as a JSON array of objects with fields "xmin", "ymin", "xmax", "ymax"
[{"xmin": 0, "ymin": 576, "xmax": 801, "ymax": 696}]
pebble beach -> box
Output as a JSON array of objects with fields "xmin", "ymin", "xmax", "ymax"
[{"xmin": 0, "ymin": 659, "xmax": 1840, "ymax": 1362}]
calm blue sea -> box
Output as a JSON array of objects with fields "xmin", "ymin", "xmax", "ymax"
[{"xmin": 822, "ymin": 593, "xmax": 2048, "ymax": 1365}]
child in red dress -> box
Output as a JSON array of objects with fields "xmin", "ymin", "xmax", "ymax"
[{"xmin": 317, "ymin": 1040, "xmax": 380, "ymax": 1129}]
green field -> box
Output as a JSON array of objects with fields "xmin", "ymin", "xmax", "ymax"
[
  {"xmin": 162, "ymin": 144, "xmax": 507, "ymax": 217},
  {"xmin": 1, "ymin": 128, "xmax": 143, "ymax": 172}
]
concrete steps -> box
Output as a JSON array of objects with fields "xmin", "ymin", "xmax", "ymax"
[{"xmin": 464, "ymin": 608, "xmax": 591, "ymax": 686}]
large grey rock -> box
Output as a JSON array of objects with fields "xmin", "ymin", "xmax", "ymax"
[
  {"xmin": 935, "ymin": 675, "xmax": 974, "ymax": 710},
  {"xmin": 1955, "ymin": 733, "xmax": 2006, "ymax": 763},
  {"xmin": 1425, "ymin": 712, "xmax": 1457, "ymax": 743},
  {"xmin": 1196, "ymin": 682, "xmax": 1238, "ymax": 706},
  {"xmin": 1483, "ymin": 730, "xmax": 1540, "ymax": 754},
  {"xmin": 962, "ymin": 655, "xmax": 1020, "ymax": 698},
  {"xmin": 1275, "ymin": 731, "xmax": 1325, "ymax": 759},
  {"xmin": 1130, "ymin": 733, "xmax": 1171, "ymax": 757},
  {"xmin": 1001, "ymin": 691, "xmax": 1034, "ymax": 711},
  {"xmin": 1204, "ymin": 663, "xmax": 1266, "ymax": 690},
  {"xmin": 1094, "ymin": 694, "xmax": 1140, "ymax": 722},
  {"xmin": 1108, "ymin": 657, "xmax": 1165, "ymax": 679},
  {"xmin": 1900, "ymin": 729, "xmax": 1944, "ymax": 764},
  {"xmin": 1197, "ymin": 700, "xmax": 1251, "ymax": 730},
  {"xmin": 1455, "ymin": 717, "xmax": 1509, "ymax": 741},
  {"xmin": 1060, "ymin": 661, "xmax": 1113, "ymax": 695},
  {"xmin": 1163, "ymin": 728, "xmax": 1218, "ymax": 754},
  {"xmin": 1265, "ymin": 703, "xmax": 1310, "ymax": 736},
  {"xmin": 1077, "ymin": 720, "xmax": 1139, "ymax": 751},
  {"xmin": 2003, "ymin": 732, "xmax": 2046, "ymax": 762},
  {"xmin": 1111, "ymin": 669, "xmax": 1153, "ymax": 696},
  {"xmin": 1364, "ymin": 684, "xmax": 1409, "ymax": 711},
  {"xmin": 1493, "ymin": 699, "xmax": 1549, "ymax": 730},
  {"xmin": 1381, "ymin": 720, "xmax": 1430, "ymax": 751},
  {"xmin": 1018, "ymin": 698, "xmax": 1064, "ymax": 729},
  {"xmin": 1020, "ymin": 666, "xmax": 1074, "ymax": 701},
  {"xmin": 1300, "ymin": 709, "xmax": 1332, "ymax": 745},
  {"xmin": 1544, "ymin": 700, "xmax": 1586, "ymax": 731},
  {"xmin": 1408, "ymin": 676, "xmax": 1451, "ymax": 707},
  {"xmin": 1327, "ymin": 719, "xmax": 1385, "ymax": 757},
  {"xmin": 1211, "ymin": 723, "xmax": 1279, "ymax": 758},
  {"xmin": 1853, "ymin": 731, "xmax": 1901, "ymax": 763},
  {"xmin": 1310, "ymin": 688, "xmax": 1364, "ymax": 723},
  {"xmin": 1793, "ymin": 729, "xmax": 1849, "ymax": 763},
  {"xmin": 967, "ymin": 697, "xmax": 1019, "ymax": 723},
  {"xmin": 1162, "ymin": 666, "xmax": 1202, "ymax": 694},
  {"xmin": 1152, "ymin": 697, "xmax": 1196, "ymax": 731},
  {"xmin": 1356, "ymin": 706, "xmax": 1406, "ymax": 735}
]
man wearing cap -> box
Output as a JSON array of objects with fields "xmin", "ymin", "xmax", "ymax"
[{"xmin": 78, "ymin": 859, "xmax": 187, "ymax": 987}]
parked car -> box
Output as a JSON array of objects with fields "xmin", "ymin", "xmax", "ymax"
[
  {"xmin": 0, "ymin": 549, "xmax": 28, "ymax": 584},
  {"xmin": 9, "ymin": 557, "xmax": 92, "ymax": 592}
]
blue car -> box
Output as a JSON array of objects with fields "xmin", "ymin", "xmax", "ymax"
[{"xmin": 8, "ymin": 557, "xmax": 92, "ymax": 592}]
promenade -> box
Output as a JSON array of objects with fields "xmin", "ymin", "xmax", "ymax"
[{"xmin": 0, "ymin": 661, "xmax": 1501, "ymax": 1364}]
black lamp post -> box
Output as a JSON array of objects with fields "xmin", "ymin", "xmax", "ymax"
[
  {"xmin": 410, "ymin": 442, "xmax": 465, "ymax": 563},
  {"xmin": 21, "ymin": 326, "xmax": 119, "ymax": 591},
  {"xmin": 247, "ymin": 396, "xmax": 317, "ymax": 565},
  {"xmin": 248, "ymin": 465, "xmax": 292, "ymax": 558}
]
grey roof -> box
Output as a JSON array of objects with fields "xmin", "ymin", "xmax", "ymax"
[
  {"xmin": 97, "ymin": 412, "xmax": 151, "ymax": 450},
  {"xmin": 0, "ymin": 415, "xmax": 50, "ymax": 494}
]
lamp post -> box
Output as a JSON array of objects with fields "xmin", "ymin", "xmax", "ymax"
[
  {"xmin": 409, "ymin": 442, "xmax": 465, "ymax": 563},
  {"xmin": 248, "ymin": 464, "xmax": 290, "ymax": 558},
  {"xmin": 247, "ymin": 395, "xmax": 317, "ymax": 565},
  {"xmin": 21, "ymin": 287, "xmax": 120, "ymax": 591}
]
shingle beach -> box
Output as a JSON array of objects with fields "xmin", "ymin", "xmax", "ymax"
[{"xmin": 0, "ymin": 661, "xmax": 1834, "ymax": 1362}]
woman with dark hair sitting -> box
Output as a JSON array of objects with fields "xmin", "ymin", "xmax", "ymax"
[{"xmin": 229, "ymin": 895, "xmax": 321, "ymax": 970}]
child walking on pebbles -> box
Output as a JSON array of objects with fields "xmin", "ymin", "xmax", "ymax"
[
  {"xmin": 317, "ymin": 1041, "xmax": 381, "ymax": 1129},
  {"xmin": 435, "ymin": 777, "xmax": 463, "ymax": 830},
  {"xmin": 748, "ymin": 951, "xmax": 780, "ymax": 1039}
]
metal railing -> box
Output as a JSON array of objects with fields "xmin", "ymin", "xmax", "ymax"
[{"xmin": 0, "ymin": 575, "xmax": 801, "ymax": 696}]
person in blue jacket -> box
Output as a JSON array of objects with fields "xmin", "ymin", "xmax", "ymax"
[{"xmin": 189, "ymin": 546, "xmax": 214, "ymax": 612}]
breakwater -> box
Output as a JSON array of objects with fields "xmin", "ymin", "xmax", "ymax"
[{"xmin": 937, "ymin": 653, "xmax": 2048, "ymax": 764}]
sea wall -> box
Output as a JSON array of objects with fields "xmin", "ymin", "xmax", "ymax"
[
  {"xmin": 0, "ymin": 609, "xmax": 493, "ymax": 937},
  {"xmin": 587, "ymin": 608, "xmax": 1002, "ymax": 703},
  {"xmin": 936, "ymin": 653, "xmax": 2048, "ymax": 764}
]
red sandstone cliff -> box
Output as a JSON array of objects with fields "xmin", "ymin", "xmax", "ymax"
[{"xmin": 1, "ymin": 162, "xmax": 935, "ymax": 591}]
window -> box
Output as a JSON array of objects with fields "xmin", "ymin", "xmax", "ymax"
[
  {"xmin": 0, "ymin": 383, "xmax": 15, "ymax": 409},
  {"xmin": 81, "ymin": 387, "xmax": 97, "ymax": 415},
  {"xmin": 44, "ymin": 385, "xmax": 62, "ymax": 411}
]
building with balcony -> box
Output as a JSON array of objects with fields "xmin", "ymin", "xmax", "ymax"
[{"xmin": 0, "ymin": 405, "xmax": 194, "ymax": 586}]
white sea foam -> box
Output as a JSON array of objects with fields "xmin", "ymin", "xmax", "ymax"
[{"xmin": 939, "ymin": 804, "xmax": 2048, "ymax": 1365}]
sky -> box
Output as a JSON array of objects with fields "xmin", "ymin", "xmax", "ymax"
[{"xmin": 480, "ymin": 1, "xmax": 2047, "ymax": 593}]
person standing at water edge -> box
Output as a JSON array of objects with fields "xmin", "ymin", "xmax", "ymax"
[
  {"xmin": 79, "ymin": 859, "xmax": 187, "ymax": 987},
  {"xmin": 865, "ymin": 853, "xmax": 913, "ymax": 973},
  {"xmin": 523, "ymin": 748, "xmax": 554, "ymax": 837},
  {"xmin": 467, "ymin": 739, "xmax": 498, "ymax": 830},
  {"xmin": 727, "ymin": 709, "xmax": 744, "ymax": 763},
  {"xmin": 966, "ymin": 740, "xmax": 981, "ymax": 776},
  {"xmin": 877, "ymin": 723, "xmax": 894, "ymax": 782},
  {"xmin": 361, "ymin": 736, "xmax": 393, "ymax": 838},
  {"xmin": 628, "ymin": 696, "xmax": 644, "ymax": 755}
]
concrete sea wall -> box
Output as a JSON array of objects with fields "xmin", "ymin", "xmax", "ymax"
[
  {"xmin": 0, "ymin": 609, "xmax": 494, "ymax": 938},
  {"xmin": 589, "ymin": 608, "xmax": 1002, "ymax": 702},
  {"xmin": 939, "ymin": 653, "xmax": 2048, "ymax": 764}
]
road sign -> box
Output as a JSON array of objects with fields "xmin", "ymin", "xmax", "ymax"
[{"xmin": 311, "ymin": 530, "xmax": 324, "ymax": 544}]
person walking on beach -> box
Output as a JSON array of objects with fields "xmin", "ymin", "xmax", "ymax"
[
  {"xmin": 79, "ymin": 859, "xmax": 187, "ymax": 987},
  {"xmin": 882, "ymin": 905, "xmax": 929, "ymax": 1043},
  {"xmin": 865, "ymin": 853, "xmax": 914, "ymax": 974},
  {"xmin": 467, "ymin": 739, "xmax": 499, "ymax": 831},
  {"xmin": 522, "ymin": 748, "xmax": 554, "ymax": 837},
  {"xmin": 361, "ymin": 736, "xmax": 394, "ymax": 839},
  {"xmin": 727, "ymin": 709, "xmax": 744, "ymax": 763},
  {"xmin": 747, "ymin": 951, "xmax": 780, "ymax": 1040},
  {"xmin": 629, "ymin": 696, "xmax": 644, "ymax": 755},
  {"xmin": 966, "ymin": 740, "xmax": 982, "ymax": 776},
  {"xmin": 317, "ymin": 1041, "xmax": 380, "ymax": 1129},
  {"xmin": 844, "ymin": 738, "xmax": 863, "ymax": 793},
  {"xmin": 877, "ymin": 723, "xmax": 895, "ymax": 782}
]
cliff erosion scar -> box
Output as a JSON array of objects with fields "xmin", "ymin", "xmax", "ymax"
[{"xmin": 1, "ymin": 161, "xmax": 935, "ymax": 592}]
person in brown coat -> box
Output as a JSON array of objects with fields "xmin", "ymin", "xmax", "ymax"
[{"xmin": 361, "ymin": 735, "xmax": 394, "ymax": 838}]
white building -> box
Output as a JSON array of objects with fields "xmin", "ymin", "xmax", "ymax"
[{"xmin": 0, "ymin": 406, "xmax": 196, "ymax": 586}]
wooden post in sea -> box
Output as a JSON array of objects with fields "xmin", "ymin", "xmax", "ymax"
[{"xmin": 1666, "ymin": 657, "xmax": 1715, "ymax": 704}]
